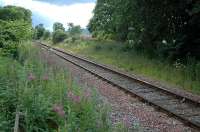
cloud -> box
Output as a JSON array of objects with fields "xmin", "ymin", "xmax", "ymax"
[
  {"xmin": 1, "ymin": 0, "xmax": 95, "ymax": 30},
  {"xmin": 34, "ymin": 0, "xmax": 96, "ymax": 5}
]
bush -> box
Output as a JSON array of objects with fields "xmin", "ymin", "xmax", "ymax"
[
  {"xmin": 0, "ymin": 20, "xmax": 32, "ymax": 57},
  {"xmin": 52, "ymin": 29, "xmax": 67, "ymax": 44},
  {"xmin": 0, "ymin": 6, "xmax": 32, "ymax": 57},
  {"xmin": 43, "ymin": 30, "xmax": 51, "ymax": 40},
  {"xmin": 33, "ymin": 24, "xmax": 45, "ymax": 40},
  {"xmin": 88, "ymin": 0, "xmax": 200, "ymax": 60}
]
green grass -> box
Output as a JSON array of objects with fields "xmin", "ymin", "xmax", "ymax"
[
  {"xmin": 56, "ymin": 40, "xmax": 200, "ymax": 95},
  {"xmin": 0, "ymin": 41, "xmax": 133, "ymax": 131}
]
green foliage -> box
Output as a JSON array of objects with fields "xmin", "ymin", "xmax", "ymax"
[
  {"xmin": 0, "ymin": 5, "xmax": 31, "ymax": 23},
  {"xmin": 0, "ymin": 42, "xmax": 121, "ymax": 131},
  {"xmin": 52, "ymin": 29, "xmax": 67, "ymax": 44},
  {"xmin": 53, "ymin": 22, "xmax": 65, "ymax": 32},
  {"xmin": 67, "ymin": 23, "xmax": 82, "ymax": 42},
  {"xmin": 59, "ymin": 40, "xmax": 200, "ymax": 94},
  {"xmin": 0, "ymin": 6, "xmax": 32, "ymax": 57},
  {"xmin": 51, "ymin": 22, "xmax": 67, "ymax": 44},
  {"xmin": 33, "ymin": 24, "xmax": 45, "ymax": 40},
  {"xmin": 43, "ymin": 30, "xmax": 51, "ymax": 40},
  {"xmin": 88, "ymin": 0, "xmax": 200, "ymax": 60},
  {"xmin": 68, "ymin": 23, "xmax": 81, "ymax": 36},
  {"xmin": 0, "ymin": 57, "xmax": 20, "ymax": 131}
]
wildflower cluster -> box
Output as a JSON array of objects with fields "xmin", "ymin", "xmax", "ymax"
[
  {"xmin": 67, "ymin": 90, "xmax": 81, "ymax": 103},
  {"xmin": 42, "ymin": 74, "xmax": 49, "ymax": 81},
  {"xmin": 0, "ymin": 42, "xmax": 132, "ymax": 131},
  {"xmin": 53, "ymin": 104, "xmax": 65, "ymax": 117},
  {"xmin": 27, "ymin": 72, "xmax": 49, "ymax": 81},
  {"xmin": 28, "ymin": 73, "xmax": 36, "ymax": 81},
  {"xmin": 67, "ymin": 89, "xmax": 91, "ymax": 104}
]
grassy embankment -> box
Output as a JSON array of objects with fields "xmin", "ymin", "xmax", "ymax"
[
  {"xmin": 55, "ymin": 40, "xmax": 200, "ymax": 95},
  {"xmin": 0, "ymin": 42, "xmax": 134, "ymax": 131}
]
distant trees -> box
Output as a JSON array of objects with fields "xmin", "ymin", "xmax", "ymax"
[
  {"xmin": 68, "ymin": 23, "xmax": 81, "ymax": 36},
  {"xmin": 33, "ymin": 22, "xmax": 82, "ymax": 44},
  {"xmin": 52, "ymin": 29, "xmax": 67, "ymax": 44},
  {"xmin": 43, "ymin": 30, "xmax": 50, "ymax": 40},
  {"xmin": 0, "ymin": 6, "xmax": 32, "ymax": 57},
  {"xmin": 33, "ymin": 24, "xmax": 45, "ymax": 40},
  {"xmin": 51, "ymin": 22, "xmax": 82, "ymax": 44},
  {"xmin": 68, "ymin": 23, "xmax": 81, "ymax": 42},
  {"xmin": 88, "ymin": 0, "xmax": 200, "ymax": 60},
  {"xmin": 53, "ymin": 22, "xmax": 65, "ymax": 32},
  {"xmin": 52, "ymin": 22, "xmax": 67, "ymax": 44}
]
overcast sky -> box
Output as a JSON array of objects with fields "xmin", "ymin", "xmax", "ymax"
[{"xmin": 0, "ymin": 0, "xmax": 96, "ymax": 30}]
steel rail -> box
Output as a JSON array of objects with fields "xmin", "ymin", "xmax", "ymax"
[{"xmin": 38, "ymin": 42, "xmax": 200, "ymax": 130}]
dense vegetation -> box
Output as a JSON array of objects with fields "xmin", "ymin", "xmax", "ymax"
[
  {"xmin": 0, "ymin": 5, "xmax": 133, "ymax": 131},
  {"xmin": 1, "ymin": 42, "xmax": 123, "ymax": 131},
  {"xmin": 1, "ymin": 2, "xmax": 199, "ymax": 130},
  {"xmin": 88, "ymin": 0, "xmax": 200, "ymax": 61},
  {"xmin": 56, "ymin": 40, "xmax": 200, "ymax": 94},
  {"xmin": 0, "ymin": 6, "xmax": 32, "ymax": 57},
  {"xmin": 34, "ymin": 22, "xmax": 82, "ymax": 44},
  {"xmin": 43, "ymin": 0, "xmax": 200, "ymax": 94}
]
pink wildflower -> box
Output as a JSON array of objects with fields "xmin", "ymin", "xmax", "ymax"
[
  {"xmin": 52, "ymin": 104, "xmax": 65, "ymax": 117},
  {"xmin": 73, "ymin": 95, "xmax": 81, "ymax": 103},
  {"xmin": 42, "ymin": 74, "xmax": 49, "ymax": 81},
  {"xmin": 28, "ymin": 73, "xmax": 36, "ymax": 81},
  {"xmin": 57, "ymin": 110, "xmax": 65, "ymax": 117},
  {"xmin": 67, "ymin": 90, "xmax": 81, "ymax": 103},
  {"xmin": 53, "ymin": 104, "xmax": 62, "ymax": 112},
  {"xmin": 67, "ymin": 91, "xmax": 74, "ymax": 98},
  {"xmin": 84, "ymin": 89, "xmax": 91, "ymax": 99}
]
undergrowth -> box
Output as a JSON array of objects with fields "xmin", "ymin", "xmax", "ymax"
[
  {"xmin": 56, "ymin": 40, "xmax": 200, "ymax": 95},
  {"xmin": 0, "ymin": 41, "xmax": 133, "ymax": 131}
]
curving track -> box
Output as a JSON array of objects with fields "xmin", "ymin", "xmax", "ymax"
[{"xmin": 38, "ymin": 42, "xmax": 200, "ymax": 130}]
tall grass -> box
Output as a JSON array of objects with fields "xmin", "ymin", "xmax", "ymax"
[
  {"xmin": 57, "ymin": 40, "xmax": 200, "ymax": 94},
  {"xmin": 0, "ymin": 41, "xmax": 130, "ymax": 131}
]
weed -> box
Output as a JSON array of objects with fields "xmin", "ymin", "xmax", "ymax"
[
  {"xmin": 0, "ymin": 41, "xmax": 132, "ymax": 131},
  {"xmin": 57, "ymin": 40, "xmax": 200, "ymax": 94}
]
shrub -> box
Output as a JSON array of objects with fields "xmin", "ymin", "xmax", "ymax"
[
  {"xmin": 52, "ymin": 29, "xmax": 67, "ymax": 44},
  {"xmin": 33, "ymin": 24, "xmax": 45, "ymax": 40},
  {"xmin": 43, "ymin": 30, "xmax": 51, "ymax": 40},
  {"xmin": 0, "ymin": 6, "xmax": 32, "ymax": 57},
  {"xmin": 0, "ymin": 20, "xmax": 32, "ymax": 57}
]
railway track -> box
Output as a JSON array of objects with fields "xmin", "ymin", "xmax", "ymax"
[{"xmin": 38, "ymin": 42, "xmax": 200, "ymax": 130}]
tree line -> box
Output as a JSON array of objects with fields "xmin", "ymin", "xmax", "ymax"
[
  {"xmin": 88, "ymin": 0, "xmax": 200, "ymax": 61},
  {"xmin": 33, "ymin": 22, "xmax": 82, "ymax": 44}
]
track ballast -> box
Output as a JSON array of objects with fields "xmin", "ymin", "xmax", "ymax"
[{"xmin": 38, "ymin": 42, "xmax": 200, "ymax": 130}]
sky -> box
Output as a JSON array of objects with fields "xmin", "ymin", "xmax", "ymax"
[{"xmin": 0, "ymin": 0, "xmax": 96, "ymax": 30}]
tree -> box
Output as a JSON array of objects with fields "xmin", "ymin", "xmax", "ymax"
[
  {"xmin": 88, "ymin": 0, "xmax": 200, "ymax": 60},
  {"xmin": 53, "ymin": 22, "xmax": 65, "ymax": 32},
  {"xmin": 43, "ymin": 30, "xmax": 51, "ymax": 40},
  {"xmin": 34, "ymin": 24, "xmax": 45, "ymax": 40},
  {"xmin": 52, "ymin": 29, "xmax": 67, "ymax": 44},
  {"xmin": 0, "ymin": 6, "xmax": 32, "ymax": 57},
  {"xmin": 68, "ymin": 23, "xmax": 81, "ymax": 37},
  {"xmin": 0, "ymin": 5, "xmax": 32, "ymax": 23},
  {"xmin": 52, "ymin": 22, "xmax": 66, "ymax": 44}
]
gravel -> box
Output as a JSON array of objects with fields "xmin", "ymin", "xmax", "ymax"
[{"xmin": 39, "ymin": 46, "xmax": 197, "ymax": 132}]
